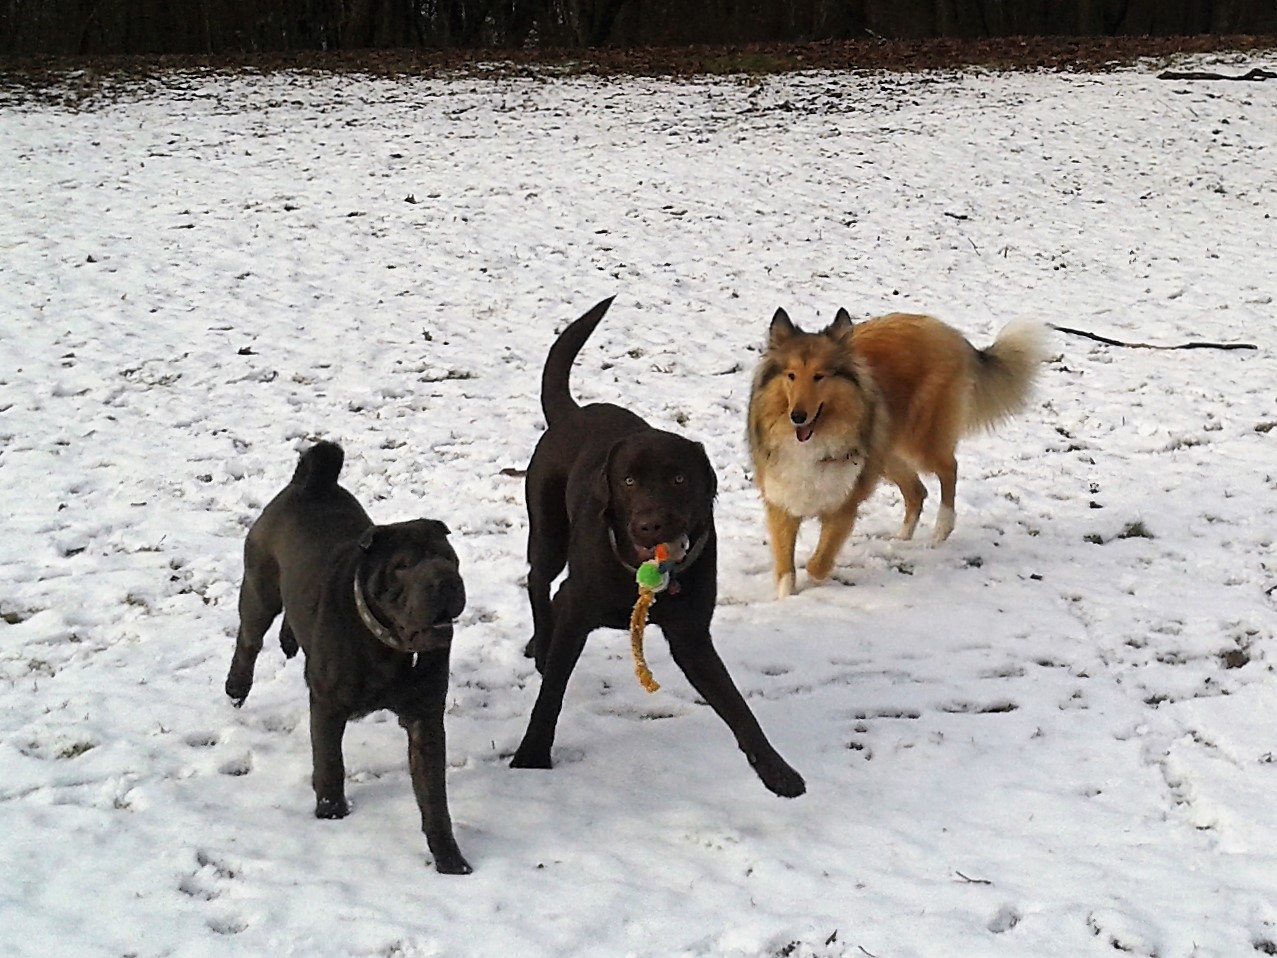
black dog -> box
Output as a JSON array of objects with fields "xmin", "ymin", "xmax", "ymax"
[
  {"xmin": 224, "ymin": 441, "xmax": 472, "ymax": 874},
  {"xmin": 511, "ymin": 298, "xmax": 805, "ymax": 798}
]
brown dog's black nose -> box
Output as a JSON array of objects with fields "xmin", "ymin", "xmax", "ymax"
[
  {"xmin": 635, "ymin": 516, "xmax": 666, "ymax": 541},
  {"xmin": 790, "ymin": 409, "xmax": 808, "ymax": 425}
]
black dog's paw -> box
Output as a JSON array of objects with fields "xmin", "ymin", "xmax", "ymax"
[
  {"xmin": 224, "ymin": 672, "xmax": 252, "ymax": 708},
  {"xmin": 521, "ymin": 636, "xmax": 535, "ymax": 659},
  {"xmin": 749, "ymin": 753, "xmax": 806, "ymax": 799},
  {"xmin": 315, "ymin": 796, "xmax": 350, "ymax": 819},
  {"xmin": 510, "ymin": 744, "xmax": 552, "ymax": 770}
]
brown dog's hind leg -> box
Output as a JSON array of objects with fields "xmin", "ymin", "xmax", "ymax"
[
  {"xmin": 663, "ymin": 625, "xmax": 805, "ymax": 798},
  {"xmin": 278, "ymin": 616, "xmax": 299, "ymax": 658},
  {"xmin": 523, "ymin": 480, "xmax": 570, "ymax": 662},
  {"xmin": 225, "ymin": 548, "xmax": 282, "ymax": 707},
  {"xmin": 764, "ymin": 502, "xmax": 802, "ymax": 600},
  {"xmin": 309, "ymin": 697, "xmax": 350, "ymax": 819},
  {"xmin": 884, "ymin": 456, "xmax": 927, "ymax": 541},
  {"xmin": 401, "ymin": 655, "xmax": 471, "ymax": 875},
  {"xmin": 511, "ymin": 603, "xmax": 591, "ymax": 770}
]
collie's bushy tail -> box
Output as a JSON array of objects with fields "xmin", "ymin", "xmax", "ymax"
[{"xmin": 967, "ymin": 322, "xmax": 1050, "ymax": 433}]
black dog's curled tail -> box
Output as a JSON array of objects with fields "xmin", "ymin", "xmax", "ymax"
[
  {"xmin": 292, "ymin": 440, "xmax": 344, "ymax": 492},
  {"xmin": 540, "ymin": 296, "xmax": 615, "ymax": 427}
]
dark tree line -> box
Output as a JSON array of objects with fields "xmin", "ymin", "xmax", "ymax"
[{"xmin": 2, "ymin": 0, "xmax": 1274, "ymax": 56}]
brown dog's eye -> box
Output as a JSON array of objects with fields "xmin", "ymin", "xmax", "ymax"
[
  {"xmin": 786, "ymin": 372, "xmax": 795, "ymax": 381},
  {"xmin": 624, "ymin": 476, "xmax": 636, "ymax": 486},
  {"xmin": 672, "ymin": 474, "xmax": 685, "ymax": 485},
  {"xmin": 813, "ymin": 374, "xmax": 824, "ymax": 382}
]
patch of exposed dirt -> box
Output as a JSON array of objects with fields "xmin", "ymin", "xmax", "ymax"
[{"xmin": 1, "ymin": 34, "xmax": 1275, "ymax": 106}]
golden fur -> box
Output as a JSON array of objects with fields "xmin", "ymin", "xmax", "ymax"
[{"xmin": 747, "ymin": 308, "xmax": 1047, "ymax": 599}]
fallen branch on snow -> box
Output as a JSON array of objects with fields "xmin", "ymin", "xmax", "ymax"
[
  {"xmin": 1157, "ymin": 67, "xmax": 1277, "ymax": 82},
  {"xmin": 1048, "ymin": 324, "xmax": 1258, "ymax": 351}
]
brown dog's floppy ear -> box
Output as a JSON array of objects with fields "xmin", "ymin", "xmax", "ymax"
[
  {"xmin": 592, "ymin": 442, "xmax": 621, "ymax": 515},
  {"xmin": 695, "ymin": 442, "xmax": 719, "ymax": 501},
  {"xmin": 358, "ymin": 526, "xmax": 378, "ymax": 550},
  {"xmin": 768, "ymin": 308, "xmax": 798, "ymax": 347},
  {"xmin": 825, "ymin": 307, "xmax": 855, "ymax": 341}
]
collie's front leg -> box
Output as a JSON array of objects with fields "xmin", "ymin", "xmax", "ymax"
[
  {"xmin": 806, "ymin": 498, "xmax": 862, "ymax": 584},
  {"xmin": 764, "ymin": 502, "xmax": 802, "ymax": 599}
]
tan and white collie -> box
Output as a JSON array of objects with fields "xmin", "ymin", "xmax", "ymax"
[{"xmin": 747, "ymin": 308, "xmax": 1047, "ymax": 599}]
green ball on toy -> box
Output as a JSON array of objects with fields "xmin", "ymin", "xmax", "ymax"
[{"xmin": 636, "ymin": 560, "xmax": 668, "ymax": 591}]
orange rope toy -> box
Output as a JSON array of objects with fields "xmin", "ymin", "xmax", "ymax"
[{"xmin": 628, "ymin": 543, "xmax": 672, "ymax": 693}]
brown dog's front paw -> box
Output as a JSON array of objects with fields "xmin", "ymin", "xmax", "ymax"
[
  {"xmin": 510, "ymin": 743, "xmax": 552, "ymax": 770},
  {"xmin": 431, "ymin": 847, "xmax": 473, "ymax": 875},
  {"xmin": 749, "ymin": 753, "xmax": 806, "ymax": 798},
  {"xmin": 315, "ymin": 796, "xmax": 350, "ymax": 819}
]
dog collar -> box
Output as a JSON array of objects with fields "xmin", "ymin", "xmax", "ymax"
[
  {"xmin": 353, "ymin": 564, "xmax": 408, "ymax": 652},
  {"xmin": 607, "ymin": 528, "xmax": 710, "ymax": 582}
]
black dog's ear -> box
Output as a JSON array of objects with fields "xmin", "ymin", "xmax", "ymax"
[
  {"xmin": 358, "ymin": 526, "xmax": 379, "ymax": 550},
  {"xmin": 824, "ymin": 307, "xmax": 855, "ymax": 341},
  {"xmin": 695, "ymin": 442, "xmax": 719, "ymax": 501},
  {"xmin": 407, "ymin": 518, "xmax": 451, "ymax": 539},
  {"xmin": 768, "ymin": 308, "xmax": 798, "ymax": 348}
]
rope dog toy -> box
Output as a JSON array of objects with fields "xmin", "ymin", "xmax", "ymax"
[{"xmin": 629, "ymin": 543, "xmax": 673, "ymax": 693}]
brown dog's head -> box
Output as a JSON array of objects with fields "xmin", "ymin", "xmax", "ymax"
[
  {"xmin": 357, "ymin": 519, "xmax": 466, "ymax": 654},
  {"xmin": 596, "ymin": 431, "xmax": 717, "ymax": 565}
]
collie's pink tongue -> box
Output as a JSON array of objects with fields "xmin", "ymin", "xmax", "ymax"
[{"xmin": 796, "ymin": 425, "xmax": 814, "ymax": 443}]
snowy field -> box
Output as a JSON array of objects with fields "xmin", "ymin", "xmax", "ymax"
[{"xmin": 2, "ymin": 54, "xmax": 1276, "ymax": 958}]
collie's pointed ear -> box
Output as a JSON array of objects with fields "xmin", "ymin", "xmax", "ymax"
[
  {"xmin": 825, "ymin": 307, "xmax": 855, "ymax": 341},
  {"xmin": 768, "ymin": 308, "xmax": 798, "ymax": 347}
]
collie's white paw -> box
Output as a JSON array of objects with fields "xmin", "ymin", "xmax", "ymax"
[
  {"xmin": 931, "ymin": 505, "xmax": 955, "ymax": 544},
  {"xmin": 776, "ymin": 572, "xmax": 795, "ymax": 600}
]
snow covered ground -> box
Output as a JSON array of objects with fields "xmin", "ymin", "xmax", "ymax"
[{"xmin": 2, "ymin": 55, "xmax": 1276, "ymax": 958}]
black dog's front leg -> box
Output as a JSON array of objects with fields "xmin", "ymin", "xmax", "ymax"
[
  {"xmin": 309, "ymin": 697, "xmax": 350, "ymax": 819},
  {"xmin": 664, "ymin": 626, "xmax": 806, "ymax": 798},
  {"xmin": 401, "ymin": 654, "xmax": 472, "ymax": 875},
  {"xmin": 511, "ymin": 603, "xmax": 592, "ymax": 770}
]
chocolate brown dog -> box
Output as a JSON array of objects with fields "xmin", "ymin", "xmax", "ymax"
[
  {"xmin": 511, "ymin": 298, "xmax": 805, "ymax": 799},
  {"xmin": 224, "ymin": 441, "xmax": 472, "ymax": 874}
]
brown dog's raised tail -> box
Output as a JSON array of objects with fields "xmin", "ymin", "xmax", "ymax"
[
  {"xmin": 540, "ymin": 296, "xmax": 616, "ymax": 427},
  {"xmin": 290, "ymin": 440, "xmax": 344, "ymax": 492}
]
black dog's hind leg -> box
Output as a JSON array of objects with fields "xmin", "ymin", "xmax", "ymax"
[
  {"xmin": 225, "ymin": 544, "xmax": 282, "ymax": 706},
  {"xmin": 309, "ymin": 696, "xmax": 350, "ymax": 819},
  {"xmin": 663, "ymin": 623, "xmax": 806, "ymax": 799},
  {"xmin": 511, "ymin": 600, "xmax": 591, "ymax": 769},
  {"xmin": 401, "ymin": 651, "xmax": 472, "ymax": 875}
]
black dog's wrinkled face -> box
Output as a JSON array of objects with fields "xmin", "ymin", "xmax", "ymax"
[
  {"xmin": 598, "ymin": 432, "xmax": 718, "ymax": 563},
  {"xmin": 359, "ymin": 519, "xmax": 465, "ymax": 653}
]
